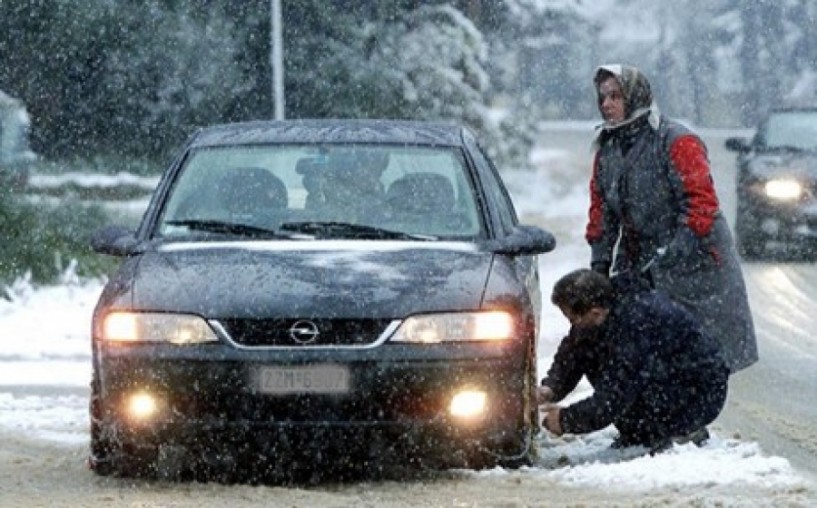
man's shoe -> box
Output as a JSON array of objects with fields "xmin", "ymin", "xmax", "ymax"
[
  {"xmin": 648, "ymin": 427, "xmax": 710, "ymax": 455},
  {"xmin": 673, "ymin": 427, "xmax": 710, "ymax": 447},
  {"xmin": 648, "ymin": 438, "xmax": 672, "ymax": 455},
  {"xmin": 610, "ymin": 433, "xmax": 645, "ymax": 449}
]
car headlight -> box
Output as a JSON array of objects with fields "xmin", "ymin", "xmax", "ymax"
[
  {"xmin": 764, "ymin": 179, "xmax": 802, "ymax": 200},
  {"xmin": 100, "ymin": 311, "xmax": 218, "ymax": 344},
  {"xmin": 390, "ymin": 311, "xmax": 514, "ymax": 343}
]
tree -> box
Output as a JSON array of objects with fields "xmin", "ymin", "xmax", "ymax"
[
  {"xmin": 492, "ymin": 0, "xmax": 596, "ymax": 119},
  {"xmin": 6, "ymin": 0, "xmax": 817, "ymax": 161},
  {"xmin": 94, "ymin": 1, "xmax": 253, "ymax": 156},
  {"xmin": 280, "ymin": 1, "xmax": 528, "ymax": 166},
  {"xmin": 0, "ymin": 0, "xmax": 253, "ymax": 159}
]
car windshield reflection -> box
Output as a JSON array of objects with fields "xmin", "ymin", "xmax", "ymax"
[{"xmin": 157, "ymin": 144, "xmax": 482, "ymax": 241}]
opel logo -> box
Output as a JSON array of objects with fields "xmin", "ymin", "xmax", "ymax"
[{"xmin": 288, "ymin": 320, "xmax": 320, "ymax": 344}]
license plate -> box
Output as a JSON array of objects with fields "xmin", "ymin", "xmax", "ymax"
[{"xmin": 256, "ymin": 364, "xmax": 350, "ymax": 394}]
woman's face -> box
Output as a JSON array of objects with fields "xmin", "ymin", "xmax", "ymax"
[{"xmin": 598, "ymin": 76, "xmax": 626, "ymax": 123}]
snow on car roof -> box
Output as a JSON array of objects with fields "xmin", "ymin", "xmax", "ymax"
[{"xmin": 188, "ymin": 119, "xmax": 469, "ymax": 148}]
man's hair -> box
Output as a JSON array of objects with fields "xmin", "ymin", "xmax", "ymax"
[{"xmin": 551, "ymin": 269, "xmax": 615, "ymax": 315}]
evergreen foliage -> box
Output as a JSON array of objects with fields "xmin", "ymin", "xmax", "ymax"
[{"xmin": 0, "ymin": 191, "xmax": 112, "ymax": 285}]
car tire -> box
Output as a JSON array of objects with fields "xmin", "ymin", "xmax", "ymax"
[
  {"xmin": 88, "ymin": 377, "xmax": 117, "ymax": 476},
  {"xmin": 496, "ymin": 346, "xmax": 538, "ymax": 469},
  {"xmin": 468, "ymin": 345, "xmax": 537, "ymax": 470}
]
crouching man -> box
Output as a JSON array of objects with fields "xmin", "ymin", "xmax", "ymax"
[{"xmin": 539, "ymin": 269, "xmax": 729, "ymax": 453}]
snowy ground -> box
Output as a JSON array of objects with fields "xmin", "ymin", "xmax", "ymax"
[{"xmin": 1, "ymin": 123, "xmax": 815, "ymax": 506}]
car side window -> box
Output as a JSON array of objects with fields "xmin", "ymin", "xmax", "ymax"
[{"xmin": 469, "ymin": 143, "xmax": 518, "ymax": 235}]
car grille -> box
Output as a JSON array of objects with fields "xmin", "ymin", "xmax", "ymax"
[{"xmin": 216, "ymin": 318, "xmax": 394, "ymax": 348}]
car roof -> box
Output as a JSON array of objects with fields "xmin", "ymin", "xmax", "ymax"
[{"xmin": 188, "ymin": 119, "xmax": 469, "ymax": 148}]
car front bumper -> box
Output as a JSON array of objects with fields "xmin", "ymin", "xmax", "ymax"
[
  {"xmin": 741, "ymin": 186, "xmax": 817, "ymax": 241},
  {"xmin": 94, "ymin": 341, "xmax": 532, "ymax": 459}
]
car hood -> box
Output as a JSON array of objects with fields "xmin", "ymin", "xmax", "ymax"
[
  {"xmin": 125, "ymin": 240, "xmax": 495, "ymax": 319},
  {"xmin": 748, "ymin": 152, "xmax": 817, "ymax": 180}
]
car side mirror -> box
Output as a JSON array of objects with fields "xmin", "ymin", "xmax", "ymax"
[
  {"xmin": 485, "ymin": 225, "xmax": 556, "ymax": 256},
  {"xmin": 725, "ymin": 137, "xmax": 751, "ymax": 153},
  {"xmin": 91, "ymin": 225, "xmax": 141, "ymax": 257}
]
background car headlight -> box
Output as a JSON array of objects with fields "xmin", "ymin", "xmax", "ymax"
[
  {"xmin": 390, "ymin": 311, "xmax": 514, "ymax": 343},
  {"xmin": 101, "ymin": 311, "xmax": 218, "ymax": 344},
  {"xmin": 764, "ymin": 179, "xmax": 802, "ymax": 200}
]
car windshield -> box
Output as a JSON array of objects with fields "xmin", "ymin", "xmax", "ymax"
[
  {"xmin": 758, "ymin": 111, "xmax": 817, "ymax": 151},
  {"xmin": 156, "ymin": 144, "xmax": 482, "ymax": 240}
]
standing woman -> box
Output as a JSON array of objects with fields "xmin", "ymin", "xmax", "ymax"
[{"xmin": 586, "ymin": 64, "xmax": 757, "ymax": 374}]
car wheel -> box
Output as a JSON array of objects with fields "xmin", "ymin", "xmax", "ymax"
[
  {"xmin": 735, "ymin": 205, "xmax": 765, "ymax": 260},
  {"xmin": 496, "ymin": 345, "xmax": 538, "ymax": 469},
  {"xmin": 469, "ymin": 345, "xmax": 537, "ymax": 470},
  {"xmin": 88, "ymin": 377, "xmax": 117, "ymax": 476}
]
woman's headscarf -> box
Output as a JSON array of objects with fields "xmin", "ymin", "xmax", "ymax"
[{"xmin": 592, "ymin": 64, "xmax": 660, "ymax": 143}]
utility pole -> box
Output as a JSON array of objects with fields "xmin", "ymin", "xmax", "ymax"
[{"xmin": 271, "ymin": 0, "xmax": 284, "ymax": 120}]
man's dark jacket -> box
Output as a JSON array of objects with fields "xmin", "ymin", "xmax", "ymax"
[{"xmin": 542, "ymin": 287, "xmax": 729, "ymax": 440}]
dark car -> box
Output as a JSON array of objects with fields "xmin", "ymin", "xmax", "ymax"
[
  {"xmin": 725, "ymin": 107, "xmax": 817, "ymax": 259},
  {"xmin": 88, "ymin": 119, "xmax": 556, "ymax": 479}
]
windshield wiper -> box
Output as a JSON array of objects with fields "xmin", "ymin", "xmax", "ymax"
[
  {"xmin": 279, "ymin": 221, "xmax": 436, "ymax": 240},
  {"xmin": 164, "ymin": 219, "xmax": 303, "ymax": 239}
]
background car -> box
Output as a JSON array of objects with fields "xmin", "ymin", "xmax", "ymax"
[
  {"xmin": 88, "ymin": 119, "xmax": 556, "ymax": 480},
  {"xmin": 725, "ymin": 106, "xmax": 817, "ymax": 259}
]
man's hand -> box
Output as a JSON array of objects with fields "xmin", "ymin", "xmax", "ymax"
[
  {"xmin": 538, "ymin": 386, "xmax": 563, "ymax": 435},
  {"xmin": 537, "ymin": 386, "xmax": 554, "ymax": 405},
  {"xmin": 542, "ymin": 405, "xmax": 563, "ymax": 436}
]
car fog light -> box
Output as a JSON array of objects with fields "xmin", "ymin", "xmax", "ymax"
[
  {"xmin": 449, "ymin": 389, "xmax": 487, "ymax": 418},
  {"xmin": 127, "ymin": 392, "xmax": 159, "ymax": 420}
]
